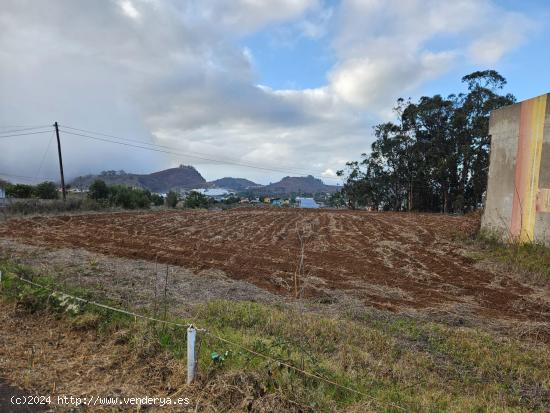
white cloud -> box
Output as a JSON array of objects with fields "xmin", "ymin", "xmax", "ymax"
[
  {"xmin": 0, "ymin": 0, "xmax": 536, "ymax": 185},
  {"xmin": 324, "ymin": 0, "xmax": 532, "ymax": 111},
  {"xmin": 467, "ymin": 11, "xmax": 532, "ymax": 64},
  {"xmin": 322, "ymin": 168, "xmax": 338, "ymax": 178},
  {"xmin": 198, "ymin": 0, "xmax": 319, "ymax": 34},
  {"xmin": 328, "ymin": 52, "xmax": 454, "ymax": 109},
  {"xmin": 119, "ymin": 0, "xmax": 140, "ymax": 20},
  {"xmin": 298, "ymin": 6, "xmax": 333, "ymax": 39}
]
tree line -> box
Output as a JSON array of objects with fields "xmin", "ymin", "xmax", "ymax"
[
  {"xmin": 89, "ymin": 179, "xmax": 241, "ymax": 209},
  {"xmin": 2, "ymin": 181, "xmax": 59, "ymax": 200},
  {"xmin": 336, "ymin": 70, "xmax": 515, "ymax": 213},
  {"xmin": 88, "ymin": 179, "xmax": 164, "ymax": 209}
]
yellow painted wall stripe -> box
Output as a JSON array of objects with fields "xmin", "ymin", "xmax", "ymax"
[{"xmin": 511, "ymin": 94, "xmax": 547, "ymax": 243}]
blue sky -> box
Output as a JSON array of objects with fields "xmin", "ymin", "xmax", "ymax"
[
  {"xmin": 243, "ymin": 0, "xmax": 550, "ymax": 102},
  {"xmin": 240, "ymin": 30, "xmax": 334, "ymax": 90},
  {"xmin": 1, "ymin": 0, "xmax": 549, "ymax": 185}
]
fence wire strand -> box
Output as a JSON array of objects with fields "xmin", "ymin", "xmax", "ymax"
[{"xmin": 7, "ymin": 273, "xmax": 407, "ymax": 412}]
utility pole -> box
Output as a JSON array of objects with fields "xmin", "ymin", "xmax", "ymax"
[{"xmin": 54, "ymin": 122, "xmax": 66, "ymax": 201}]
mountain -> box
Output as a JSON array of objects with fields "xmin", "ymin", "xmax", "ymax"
[
  {"xmin": 261, "ymin": 175, "xmax": 338, "ymax": 195},
  {"xmin": 208, "ymin": 177, "xmax": 261, "ymax": 191},
  {"xmin": 70, "ymin": 168, "xmax": 337, "ymax": 196},
  {"xmin": 144, "ymin": 166, "xmax": 206, "ymax": 192},
  {"xmin": 71, "ymin": 165, "xmax": 206, "ymax": 193}
]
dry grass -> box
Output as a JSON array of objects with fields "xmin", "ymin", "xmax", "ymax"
[
  {"xmin": 1, "ymin": 262, "xmax": 549, "ymax": 412},
  {"xmin": 464, "ymin": 230, "xmax": 550, "ymax": 287}
]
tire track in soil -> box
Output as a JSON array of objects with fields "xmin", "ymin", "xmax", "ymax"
[{"xmin": 0, "ymin": 209, "xmax": 547, "ymax": 322}]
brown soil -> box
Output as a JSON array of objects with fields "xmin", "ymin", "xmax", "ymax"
[{"xmin": 0, "ymin": 209, "xmax": 548, "ymax": 323}]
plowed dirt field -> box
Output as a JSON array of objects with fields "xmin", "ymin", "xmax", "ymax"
[{"xmin": 0, "ymin": 209, "xmax": 547, "ymax": 322}]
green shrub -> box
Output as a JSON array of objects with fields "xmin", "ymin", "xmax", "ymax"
[
  {"xmin": 224, "ymin": 196, "xmax": 240, "ymax": 205},
  {"xmin": 88, "ymin": 179, "xmax": 109, "ymax": 200},
  {"xmin": 108, "ymin": 185, "xmax": 151, "ymax": 209},
  {"xmin": 33, "ymin": 181, "xmax": 59, "ymax": 199},
  {"xmin": 165, "ymin": 191, "xmax": 178, "ymax": 208},
  {"xmin": 6, "ymin": 183, "xmax": 34, "ymax": 198},
  {"xmin": 148, "ymin": 192, "xmax": 165, "ymax": 206},
  {"xmin": 184, "ymin": 191, "xmax": 211, "ymax": 209}
]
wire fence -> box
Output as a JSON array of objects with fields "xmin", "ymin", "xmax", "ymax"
[{"xmin": 4, "ymin": 271, "xmax": 407, "ymax": 412}]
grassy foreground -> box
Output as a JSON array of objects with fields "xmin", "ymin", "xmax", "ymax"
[
  {"xmin": 0, "ymin": 259, "xmax": 548, "ymax": 412},
  {"xmin": 455, "ymin": 227, "xmax": 550, "ymax": 286}
]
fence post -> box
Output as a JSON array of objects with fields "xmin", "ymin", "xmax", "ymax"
[{"xmin": 187, "ymin": 325, "xmax": 196, "ymax": 384}]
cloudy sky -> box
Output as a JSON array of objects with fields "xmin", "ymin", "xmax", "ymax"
[{"xmin": 1, "ymin": 0, "xmax": 549, "ymax": 185}]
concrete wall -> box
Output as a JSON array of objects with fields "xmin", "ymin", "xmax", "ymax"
[{"xmin": 482, "ymin": 93, "xmax": 550, "ymax": 244}]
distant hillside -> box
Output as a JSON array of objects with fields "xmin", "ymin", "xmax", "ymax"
[
  {"xmin": 209, "ymin": 177, "xmax": 261, "ymax": 191},
  {"xmin": 145, "ymin": 166, "xmax": 206, "ymax": 192},
  {"xmin": 70, "ymin": 168, "xmax": 337, "ymax": 195},
  {"xmin": 261, "ymin": 175, "xmax": 338, "ymax": 195},
  {"xmin": 71, "ymin": 165, "xmax": 206, "ymax": 193}
]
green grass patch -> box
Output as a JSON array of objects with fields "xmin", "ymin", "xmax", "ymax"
[
  {"xmin": 469, "ymin": 230, "xmax": 550, "ymax": 284},
  {"xmin": 1, "ymin": 260, "xmax": 549, "ymax": 412}
]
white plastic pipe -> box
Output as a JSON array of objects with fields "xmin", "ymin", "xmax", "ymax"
[{"xmin": 187, "ymin": 325, "xmax": 196, "ymax": 384}]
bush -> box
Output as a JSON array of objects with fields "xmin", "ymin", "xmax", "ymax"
[
  {"xmin": 88, "ymin": 179, "xmax": 109, "ymax": 200},
  {"xmin": 88, "ymin": 181, "xmax": 160, "ymax": 210},
  {"xmin": 6, "ymin": 183, "xmax": 34, "ymax": 198},
  {"xmin": 224, "ymin": 196, "xmax": 240, "ymax": 205},
  {"xmin": 165, "ymin": 191, "xmax": 178, "ymax": 208},
  {"xmin": 108, "ymin": 185, "xmax": 151, "ymax": 209},
  {"xmin": 148, "ymin": 192, "xmax": 165, "ymax": 206},
  {"xmin": 327, "ymin": 191, "xmax": 346, "ymax": 208},
  {"xmin": 33, "ymin": 181, "xmax": 59, "ymax": 199},
  {"xmin": 184, "ymin": 191, "xmax": 211, "ymax": 209}
]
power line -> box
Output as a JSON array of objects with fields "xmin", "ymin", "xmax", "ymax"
[
  {"xmin": 0, "ymin": 172, "xmax": 37, "ymax": 182},
  {"xmin": 62, "ymin": 124, "xmax": 168, "ymax": 146},
  {"xmin": 60, "ymin": 124, "xmax": 334, "ymax": 178},
  {"xmin": 0, "ymin": 130, "xmax": 53, "ymax": 139},
  {"xmin": 0, "ymin": 122, "xmax": 342, "ymax": 183},
  {"xmin": 0, "ymin": 123, "xmax": 342, "ymax": 182},
  {"xmin": 0, "ymin": 171, "xmax": 55, "ymax": 183},
  {"xmin": 35, "ymin": 132, "xmax": 55, "ymax": 181},
  {"xmin": 59, "ymin": 129, "xmax": 340, "ymax": 182},
  {"xmin": 0, "ymin": 125, "xmax": 52, "ymax": 133}
]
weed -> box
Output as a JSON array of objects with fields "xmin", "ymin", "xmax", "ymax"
[
  {"xmin": 1, "ymin": 261, "xmax": 549, "ymax": 412},
  {"xmin": 71, "ymin": 312, "xmax": 101, "ymax": 330},
  {"xmin": 472, "ymin": 230, "xmax": 550, "ymax": 285}
]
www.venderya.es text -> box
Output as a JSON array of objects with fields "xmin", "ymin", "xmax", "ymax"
[{"xmin": 11, "ymin": 395, "xmax": 190, "ymax": 407}]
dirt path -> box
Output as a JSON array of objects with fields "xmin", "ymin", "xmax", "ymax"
[{"xmin": 0, "ymin": 209, "xmax": 548, "ymax": 323}]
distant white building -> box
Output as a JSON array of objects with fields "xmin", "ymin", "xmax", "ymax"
[
  {"xmin": 192, "ymin": 188, "xmax": 234, "ymax": 201},
  {"xmin": 296, "ymin": 197, "xmax": 319, "ymax": 209}
]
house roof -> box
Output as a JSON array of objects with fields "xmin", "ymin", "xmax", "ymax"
[
  {"xmin": 297, "ymin": 197, "xmax": 319, "ymax": 208},
  {"xmin": 192, "ymin": 188, "xmax": 232, "ymax": 196}
]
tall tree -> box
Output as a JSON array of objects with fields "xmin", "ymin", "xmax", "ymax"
[{"xmin": 338, "ymin": 71, "xmax": 515, "ymax": 213}]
